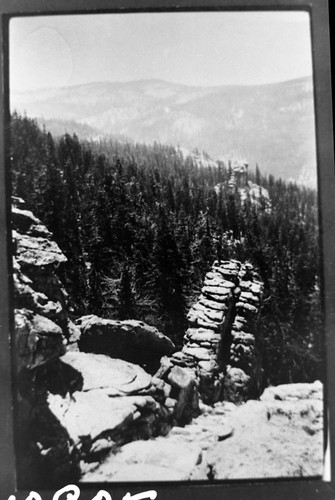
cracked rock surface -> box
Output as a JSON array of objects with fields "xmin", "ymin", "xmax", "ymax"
[{"xmin": 82, "ymin": 380, "xmax": 323, "ymax": 482}]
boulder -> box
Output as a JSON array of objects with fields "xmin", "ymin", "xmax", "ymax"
[
  {"xmin": 197, "ymin": 369, "xmax": 224, "ymax": 405},
  {"xmin": 45, "ymin": 391, "xmax": 159, "ymax": 449},
  {"xmin": 76, "ymin": 315, "xmax": 175, "ymax": 371},
  {"xmin": 30, "ymin": 388, "xmax": 164, "ymax": 483},
  {"xmin": 229, "ymin": 342, "xmax": 255, "ymax": 373},
  {"xmin": 223, "ymin": 366, "xmax": 251, "ymax": 403},
  {"xmin": 167, "ymin": 365, "xmax": 199, "ymax": 424},
  {"xmin": 60, "ymin": 352, "xmax": 153, "ymax": 396},
  {"xmin": 29, "ymin": 352, "xmax": 178, "ymax": 480}
]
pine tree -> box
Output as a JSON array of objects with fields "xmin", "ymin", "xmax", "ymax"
[{"xmin": 118, "ymin": 264, "xmax": 136, "ymax": 319}]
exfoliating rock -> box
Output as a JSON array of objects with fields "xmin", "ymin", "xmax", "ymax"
[
  {"xmin": 76, "ymin": 315, "xmax": 175, "ymax": 371},
  {"xmin": 60, "ymin": 351, "xmax": 152, "ymax": 396}
]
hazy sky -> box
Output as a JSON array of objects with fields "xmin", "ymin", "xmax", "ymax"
[{"xmin": 10, "ymin": 11, "xmax": 313, "ymax": 91}]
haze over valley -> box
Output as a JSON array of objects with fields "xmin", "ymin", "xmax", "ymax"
[{"xmin": 11, "ymin": 75, "xmax": 317, "ymax": 187}]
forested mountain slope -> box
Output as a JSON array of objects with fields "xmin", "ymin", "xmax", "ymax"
[
  {"xmin": 10, "ymin": 113, "xmax": 322, "ymax": 386},
  {"xmin": 11, "ymin": 76, "xmax": 316, "ymax": 186}
]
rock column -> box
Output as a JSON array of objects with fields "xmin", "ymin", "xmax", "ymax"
[
  {"xmin": 161, "ymin": 260, "xmax": 263, "ymax": 405},
  {"xmin": 224, "ymin": 263, "xmax": 263, "ymax": 402}
]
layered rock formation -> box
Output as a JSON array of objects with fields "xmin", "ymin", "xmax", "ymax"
[
  {"xmin": 162, "ymin": 259, "xmax": 263, "ymax": 404},
  {"xmin": 14, "ymin": 197, "xmax": 322, "ymax": 487},
  {"xmin": 12, "ymin": 197, "xmax": 80, "ymax": 354},
  {"xmin": 11, "ymin": 198, "xmax": 198, "ymax": 485}
]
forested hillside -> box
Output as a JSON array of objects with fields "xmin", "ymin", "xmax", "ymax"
[
  {"xmin": 11, "ymin": 76, "xmax": 316, "ymax": 186},
  {"xmin": 10, "ymin": 113, "xmax": 322, "ymax": 387}
]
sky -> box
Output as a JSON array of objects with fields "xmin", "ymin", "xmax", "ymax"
[{"xmin": 9, "ymin": 11, "xmax": 313, "ymax": 91}]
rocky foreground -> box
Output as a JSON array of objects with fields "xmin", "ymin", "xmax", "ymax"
[
  {"xmin": 82, "ymin": 380, "xmax": 323, "ymax": 482},
  {"xmin": 11, "ymin": 197, "xmax": 324, "ymax": 485}
]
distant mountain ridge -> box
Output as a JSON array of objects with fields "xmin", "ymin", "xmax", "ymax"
[{"xmin": 11, "ymin": 76, "xmax": 317, "ymax": 187}]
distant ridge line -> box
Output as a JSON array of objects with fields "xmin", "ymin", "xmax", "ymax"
[{"xmin": 11, "ymin": 74, "xmax": 313, "ymax": 95}]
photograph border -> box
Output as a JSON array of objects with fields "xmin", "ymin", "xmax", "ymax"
[{"xmin": 1, "ymin": 0, "xmax": 334, "ymax": 499}]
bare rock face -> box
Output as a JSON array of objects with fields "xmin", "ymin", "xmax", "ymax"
[
  {"xmin": 60, "ymin": 351, "xmax": 153, "ymax": 396},
  {"xmin": 30, "ymin": 352, "xmax": 177, "ymax": 479},
  {"xmin": 81, "ymin": 381, "xmax": 323, "ymax": 483},
  {"xmin": 82, "ymin": 438, "xmax": 203, "ymax": 482},
  {"xmin": 206, "ymin": 381, "xmax": 323, "ymax": 480},
  {"xmin": 76, "ymin": 315, "xmax": 175, "ymax": 372},
  {"xmin": 11, "ymin": 201, "xmax": 190, "ymax": 485},
  {"xmin": 12, "ymin": 203, "xmax": 79, "ymax": 349},
  {"xmin": 12, "ymin": 203, "xmax": 75, "ymax": 373},
  {"xmin": 12, "ymin": 201, "xmax": 82, "ymax": 485},
  {"xmin": 14, "ymin": 308, "xmax": 64, "ymax": 372}
]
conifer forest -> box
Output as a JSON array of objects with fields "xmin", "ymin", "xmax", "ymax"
[{"xmin": 10, "ymin": 112, "xmax": 323, "ymax": 389}]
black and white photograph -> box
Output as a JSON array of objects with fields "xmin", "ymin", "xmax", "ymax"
[{"xmin": 3, "ymin": 4, "xmax": 333, "ymax": 495}]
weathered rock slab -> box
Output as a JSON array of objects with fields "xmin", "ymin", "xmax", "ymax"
[
  {"xmin": 47, "ymin": 391, "xmax": 138, "ymax": 447},
  {"xmin": 206, "ymin": 384, "xmax": 324, "ymax": 480},
  {"xmin": 260, "ymin": 380, "xmax": 322, "ymax": 402},
  {"xmin": 60, "ymin": 352, "xmax": 153, "ymax": 396},
  {"xmin": 80, "ymin": 380, "xmax": 323, "ymax": 483},
  {"xmin": 82, "ymin": 438, "xmax": 203, "ymax": 482},
  {"xmin": 76, "ymin": 315, "xmax": 175, "ymax": 370}
]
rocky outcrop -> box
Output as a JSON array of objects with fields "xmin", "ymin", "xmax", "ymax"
[
  {"xmin": 14, "ymin": 308, "xmax": 64, "ymax": 372},
  {"xmin": 12, "ymin": 199, "xmax": 323, "ymax": 485},
  {"xmin": 29, "ymin": 352, "xmax": 178, "ymax": 482},
  {"xmin": 159, "ymin": 259, "xmax": 263, "ymax": 405},
  {"xmin": 206, "ymin": 380, "xmax": 323, "ymax": 480},
  {"xmin": 76, "ymin": 314, "xmax": 175, "ymax": 372},
  {"xmin": 82, "ymin": 380, "xmax": 323, "ymax": 482},
  {"xmin": 11, "ymin": 199, "xmax": 198, "ymax": 486},
  {"xmin": 12, "ymin": 199, "xmax": 79, "ymax": 485},
  {"xmin": 215, "ymin": 161, "xmax": 271, "ymax": 211},
  {"xmin": 12, "ymin": 197, "xmax": 80, "ymax": 350}
]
